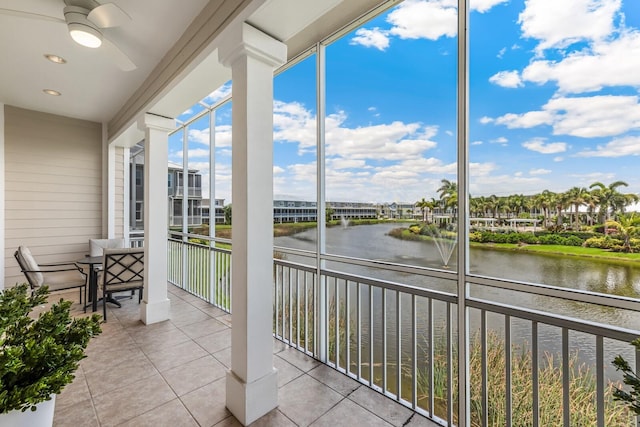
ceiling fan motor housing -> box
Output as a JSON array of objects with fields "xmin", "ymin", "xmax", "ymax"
[{"xmin": 64, "ymin": 5, "xmax": 103, "ymax": 48}]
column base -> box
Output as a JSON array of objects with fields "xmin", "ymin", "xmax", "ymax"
[
  {"xmin": 226, "ymin": 368, "xmax": 278, "ymax": 425},
  {"xmin": 140, "ymin": 298, "xmax": 170, "ymax": 324}
]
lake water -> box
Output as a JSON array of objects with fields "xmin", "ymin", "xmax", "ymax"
[{"xmin": 275, "ymin": 223, "xmax": 640, "ymax": 369}]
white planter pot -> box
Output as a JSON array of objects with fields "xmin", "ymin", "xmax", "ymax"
[{"xmin": 0, "ymin": 395, "xmax": 56, "ymax": 427}]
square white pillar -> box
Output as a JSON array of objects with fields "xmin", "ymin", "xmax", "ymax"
[
  {"xmin": 138, "ymin": 113, "xmax": 175, "ymax": 324},
  {"xmin": 218, "ymin": 23, "xmax": 286, "ymax": 426}
]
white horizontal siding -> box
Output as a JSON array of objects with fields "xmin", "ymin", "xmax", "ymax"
[{"xmin": 4, "ymin": 106, "xmax": 102, "ymax": 286}]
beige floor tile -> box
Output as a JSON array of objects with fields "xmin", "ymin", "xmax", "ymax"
[
  {"xmin": 310, "ymin": 398, "xmax": 393, "ymax": 427},
  {"xmin": 213, "ymin": 415, "xmax": 243, "ymax": 426},
  {"xmin": 212, "ymin": 346, "xmax": 232, "ymax": 368},
  {"xmin": 84, "ymin": 353, "xmax": 158, "ymax": 397},
  {"xmin": 162, "ymin": 354, "xmax": 227, "ymax": 396},
  {"xmin": 118, "ymin": 398, "xmax": 199, "ymax": 427},
  {"xmin": 347, "ymin": 386, "xmax": 413, "ymax": 427},
  {"xmin": 145, "ymin": 339, "xmax": 208, "ymax": 372},
  {"xmin": 308, "ymin": 364, "xmax": 361, "ymax": 396},
  {"xmin": 93, "ymin": 373, "xmax": 176, "ymax": 427},
  {"xmin": 85, "ymin": 329, "xmax": 137, "ymax": 356},
  {"xmin": 181, "ymin": 378, "xmax": 230, "ymax": 427},
  {"xmin": 179, "ymin": 317, "xmax": 229, "ymax": 339},
  {"xmin": 274, "ymin": 354, "xmax": 304, "ymax": 388},
  {"xmin": 80, "ymin": 345, "xmax": 147, "ymax": 372},
  {"xmin": 277, "ymin": 346, "xmax": 321, "ymax": 372},
  {"xmin": 55, "ymin": 369, "xmax": 91, "ymax": 412},
  {"xmin": 404, "ymin": 413, "xmax": 441, "ymax": 426},
  {"xmin": 250, "ymin": 409, "xmax": 296, "ymax": 426},
  {"xmin": 134, "ymin": 326, "xmax": 192, "ymax": 354},
  {"xmin": 53, "ymin": 397, "xmax": 99, "ymax": 427},
  {"xmin": 278, "ymin": 375, "xmax": 343, "ymax": 426},
  {"xmin": 195, "ymin": 327, "xmax": 232, "ymax": 354}
]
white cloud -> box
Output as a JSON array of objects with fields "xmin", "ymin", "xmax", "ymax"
[
  {"xmin": 471, "ymin": 0, "xmax": 508, "ymax": 13},
  {"xmin": 273, "ymin": 166, "xmax": 285, "ymax": 174},
  {"xmin": 494, "ymin": 95, "xmax": 640, "ymax": 137},
  {"xmin": 497, "ymin": 47, "xmax": 507, "ymax": 58},
  {"xmin": 495, "ymin": 110, "xmax": 553, "ymax": 128},
  {"xmin": 522, "ymin": 138, "xmax": 567, "ymax": 154},
  {"xmin": 518, "ymin": 0, "xmax": 621, "ymax": 52},
  {"xmin": 273, "ymin": 100, "xmax": 440, "ymax": 161},
  {"xmin": 471, "ymin": 140, "xmax": 483, "ymax": 145},
  {"xmin": 530, "ymin": 168, "xmax": 552, "ymax": 175},
  {"xmin": 574, "ymin": 136, "xmax": 640, "ymax": 157},
  {"xmin": 553, "ymin": 156, "xmax": 564, "ymax": 162},
  {"xmin": 188, "ymin": 128, "xmax": 209, "ymax": 145},
  {"xmin": 522, "ymin": 30, "xmax": 640, "ymax": 93},
  {"xmin": 490, "ymin": 136, "xmax": 508, "ymax": 144},
  {"xmin": 350, "ymin": 28, "xmax": 390, "ymax": 50},
  {"xmin": 489, "ymin": 70, "xmax": 523, "ymax": 88},
  {"xmin": 188, "ymin": 125, "xmax": 232, "ymax": 147},
  {"xmin": 479, "ymin": 116, "xmax": 494, "ymax": 124},
  {"xmin": 470, "ymin": 174, "xmax": 547, "ymax": 196},
  {"xmin": 387, "ymin": 0, "xmax": 457, "ymax": 41},
  {"xmin": 328, "ymin": 159, "xmax": 369, "ymax": 170},
  {"xmin": 204, "ymin": 82, "xmax": 232, "ymax": 104}
]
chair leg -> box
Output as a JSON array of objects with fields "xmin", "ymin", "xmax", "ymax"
[{"xmin": 103, "ymin": 292, "xmax": 107, "ymax": 322}]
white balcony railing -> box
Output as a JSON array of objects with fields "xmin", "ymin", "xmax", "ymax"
[{"xmin": 165, "ymin": 237, "xmax": 640, "ymax": 426}]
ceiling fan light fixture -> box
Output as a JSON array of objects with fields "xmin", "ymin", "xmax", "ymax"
[
  {"xmin": 64, "ymin": 6, "xmax": 103, "ymax": 48},
  {"xmin": 69, "ymin": 23, "xmax": 102, "ymax": 48}
]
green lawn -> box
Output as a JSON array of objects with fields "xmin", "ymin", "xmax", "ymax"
[{"xmin": 471, "ymin": 242, "xmax": 640, "ymax": 262}]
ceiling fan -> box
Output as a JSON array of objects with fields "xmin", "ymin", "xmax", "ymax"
[{"xmin": 0, "ymin": 0, "xmax": 137, "ymax": 71}]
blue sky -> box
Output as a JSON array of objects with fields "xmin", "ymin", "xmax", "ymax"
[{"xmin": 171, "ymin": 0, "xmax": 640, "ymax": 205}]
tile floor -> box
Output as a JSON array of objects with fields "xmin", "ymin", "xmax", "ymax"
[{"xmin": 52, "ymin": 285, "xmax": 439, "ymax": 427}]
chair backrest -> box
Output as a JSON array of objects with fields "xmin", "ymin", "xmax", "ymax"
[
  {"xmin": 14, "ymin": 246, "xmax": 44, "ymax": 287},
  {"xmin": 102, "ymin": 248, "xmax": 144, "ymax": 289},
  {"xmin": 89, "ymin": 238, "xmax": 125, "ymax": 257}
]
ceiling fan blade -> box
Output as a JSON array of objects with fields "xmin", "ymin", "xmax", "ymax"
[
  {"xmin": 0, "ymin": 8, "xmax": 64, "ymax": 24},
  {"xmin": 102, "ymin": 37, "xmax": 136, "ymax": 71},
  {"xmin": 87, "ymin": 3, "xmax": 130, "ymax": 28}
]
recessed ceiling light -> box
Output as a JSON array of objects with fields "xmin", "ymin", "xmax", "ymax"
[
  {"xmin": 43, "ymin": 89, "xmax": 61, "ymax": 96},
  {"xmin": 44, "ymin": 54, "xmax": 67, "ymax": 64}
]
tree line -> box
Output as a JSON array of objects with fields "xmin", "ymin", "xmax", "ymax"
[{"xmin": 415, "ymin": 180, "xmax": 639, "ymax": 230}]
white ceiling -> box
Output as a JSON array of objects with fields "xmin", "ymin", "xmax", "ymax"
[
  {"xmin": 0, "ymin": 0, "xmax": 386, "ymax": 129},
  {"xmin": 0, "ymin": 0, "xmax": 210, "ymax": 123}
]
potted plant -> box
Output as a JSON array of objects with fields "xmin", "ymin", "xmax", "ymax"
[
  {"xmin": 612, "ymin": 337, "xmax": 640, "ymax": 416},
  {"xmin": 0, "ymin": 283, "xmax": 101, "ymax": 426}
]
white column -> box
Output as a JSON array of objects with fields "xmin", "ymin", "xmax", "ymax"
[
  {"xmin": 138, "ymin": 113, "xmax": 175, "ymax": 324},
  {"xmin": 218, "ymin": 23, "xmax": 286, "ymax": 426}
]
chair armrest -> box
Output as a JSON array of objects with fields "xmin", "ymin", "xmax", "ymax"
[
  {"xmin": 22, "ymin": 265, "xmax": 85, "ymax": 274},
  {"xmin": 40, "ymin": 261, "xmax": 81, "ymax": 267}
]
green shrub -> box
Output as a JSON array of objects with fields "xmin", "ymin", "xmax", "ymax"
[
  {"xmin": 584, "ymin": 236, "xmax": 623, "ymax": 249},
  {"xmin": 0, "ymin": 284, "xmax": 102, "ymax": 413}
]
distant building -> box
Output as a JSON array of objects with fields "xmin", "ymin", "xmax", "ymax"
[
  {"xmin": 273, "ymin": 200, "xmax": 317, "ymax": 223},
  {"xmin": 130, "ymin": 145, "xmax": 203, "ymax": 229},
  {"xmin": 326, "ymin": 201, "xmax": 377, "ymax": 221},
  {"xmin": 385, "ymin": 202, "xmax": 415, "ymax": 219},
  {"xmin": 202, "ymin": 198, "xmax": 226, "ymax": 224},
  {"xmin": 272, "ymin": 200, "xmax": 378, "ymax": 223}
]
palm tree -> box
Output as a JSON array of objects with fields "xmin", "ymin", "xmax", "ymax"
[
  {"xmin": 533, "ymin": 190, "xmax": 554, "ymax": 228},
  {"xmin": 415, "ymin": 198, "xmax": 429, "ymax": 222},
  {"xmin": 437, "ymin": 179, "xmax": 457, "ymax": 200},
  {"xmin": 589, "ymin": 181, "xmax": 632, "ymax": 225},
  {"xmin": 437, "ymin": 179, "xmax": 458, "ymax": 219},
  {"xmin": 607, "ymin": 213, "xmax": 640, "ymax": 252},
  {"xmin": 566, "ymin": 186, "xmax": 589, "ymax": 229}
]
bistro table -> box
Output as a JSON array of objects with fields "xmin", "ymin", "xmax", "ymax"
[{"xmin": 76, "ymin": 256, "xmax": 122, "ymax": 312}]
